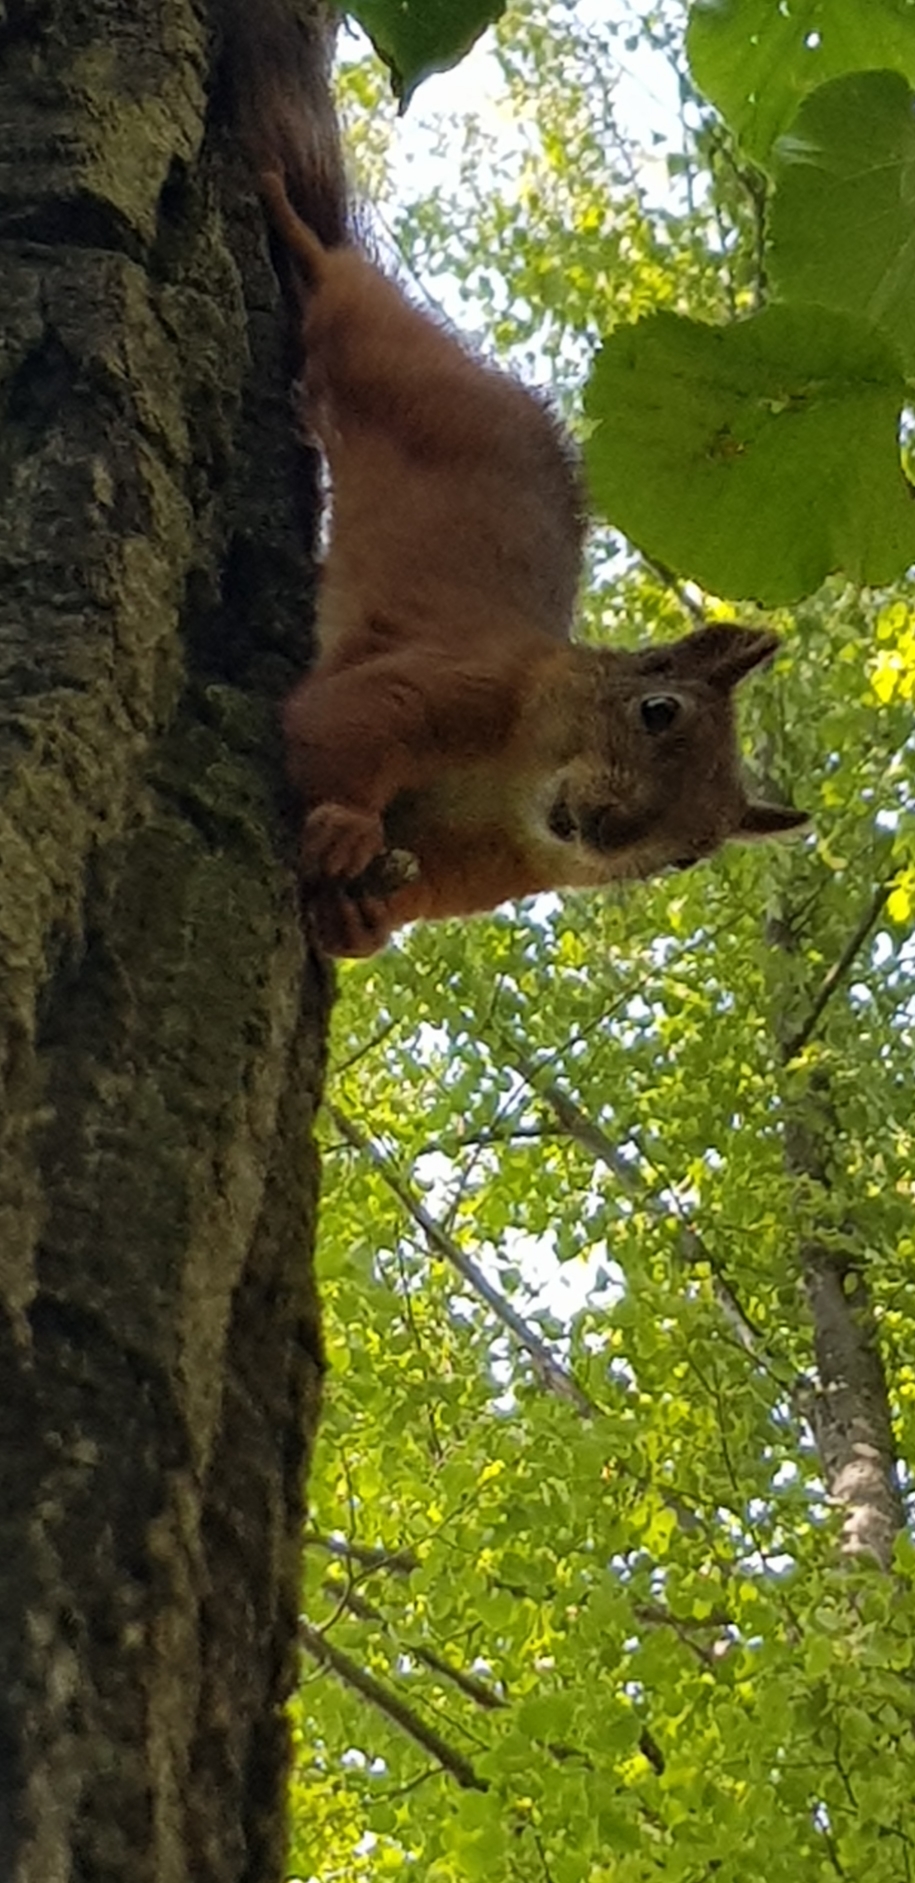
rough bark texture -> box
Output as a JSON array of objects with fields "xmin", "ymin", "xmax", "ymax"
[
  {"xmin": 784, "ymin": 1087, "xmax": 905, "ymax": 1568},
  {"xmin": 771, "ymin": 917, "xmax": 904, "ymax": 1570},
  {"xmin": 0, "ymin": 2, "xmax": 330, "ymax": 1877}
]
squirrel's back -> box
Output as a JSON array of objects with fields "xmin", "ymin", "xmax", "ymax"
[{"xmin": 220, "ymin": 0, "xmax": 585, "ymax": 648}]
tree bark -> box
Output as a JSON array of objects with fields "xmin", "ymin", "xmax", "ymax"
[
  {"xmin": 771, "ymin": 910, "xmax": 904, "ymax": 1569},
  {"xmin": 0, "ymin": 2, "xmax": 330, "ymax": 1877},
  {"xmin": 783, "ymin": 1087, "xmax": 905, "ymax": 1568}
]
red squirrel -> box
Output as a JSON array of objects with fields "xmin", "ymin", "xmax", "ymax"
[{"xmin": 226, "ymin": 5, "xmax": 806, "ymax": 957}]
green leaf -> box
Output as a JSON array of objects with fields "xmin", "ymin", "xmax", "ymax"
[
  {"xmin": 686, "ymin": 0, "xmax": 915, "ymax": 163},
  {"xmin": 769, "ymin": 70, "xmax": 915, "ymax": 372},
  {"xmin": 583, "ymin": 303, "xmax": 915, "ymax": 603},
  {"xmin": 516, "ymin": 1691, "xmax": 577, "ymax": 1741},
  {"xmin": 346, "ymin": 0, "xmax": 505, "ymax": 106}
]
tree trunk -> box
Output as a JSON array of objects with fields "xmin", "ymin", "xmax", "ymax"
[
  {"xmin": 771, "ymin": 906, "xmax": 904, "ymax": 1568},
  {"xmin": 0, "ymin": 2, "xmax": 330, "ymax": 1877},
  {"xmin": 783, "ymin": 1085, "xmax": 904, "ymax": 1567}
]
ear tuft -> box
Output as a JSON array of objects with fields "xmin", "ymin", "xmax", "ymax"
[
  {"xmin": 737, "ymin": 802, "xmax": 809, "ymax": 841},
  {"xmin": 704, "ymin": 624, "xmax": 780, "ymax": 689},
  {"xmin": 659, "ymin": 623, "xmax": 780, "ymax": 691}
]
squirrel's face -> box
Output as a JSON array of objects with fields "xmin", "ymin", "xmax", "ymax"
[{"xmin": 528, "ymin": 624, "xmax": 806, "ymax": 883}]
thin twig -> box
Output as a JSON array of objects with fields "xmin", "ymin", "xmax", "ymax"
[
  {"xmin": 328, "ymin": 1098, "xmax": 708, "ymax": 1533},
  {"xmin": 299, "ymin": 1621, "xmax": 488, "ymax": 1791},
  {"xmin": 326, "ymin": 1102, "xmax": 596, "ymax": 1419},
  {"xmin": 641, "ymin": 553, "xmax": 707, "ymax": 623},
  {"xmin": 533, "ymin": 1828, "xmax": 556, "ymax": 1880},
  {"xmin": 304, "ymin": 1532, "xmax": 418, "ymax": 1576},
  {"xmin": 510, "ymin": 1050, "xmax": 642, "ymax": 1191},
  {"xmin": 329, "ymin": 1581, "xmax": 506, "ymax": 1711},
  {"xmin": 782, "ymin": 882, "xmax": 893, "ymax": 1062},
  {"xmin": 331, "ymin": 1015, "xmax": 399, "ymax": 1076},
  {"xmin": 325, "ymin": 1581, "xmax": 665, "ymax": 1776},
  {"xmin": 511, "ymin": 1051, "xmax": 764, "ymax": 1354}
]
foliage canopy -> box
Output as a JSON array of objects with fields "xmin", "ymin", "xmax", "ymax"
[{"xmin": 292, "ymin": 4, "xmax": 915, "ymax": 1879}]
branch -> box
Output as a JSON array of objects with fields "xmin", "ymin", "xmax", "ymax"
[
  {"xmin": 509, "ymin": 1052, "xmax": 764, "ymax": 1355},
  {"xmin": 299, "ymin": 1621, "xmax": 488, "ymax": 1791},
  {"xmin": 330, "ymin": 1581, "xmax": 505, "ymax": 1711},
  {"xmin": 640, "ymin": 553, "xmax": 706, "ymax": 624},
  {"xmin": 326, "ymin": 1102, "xmax": 597, "ymax": 1420},
  {"xmin": 328, "ymin": 1101, "xmax": 712, "ymax": 1534},
  {"xmin": 510, "ymin": 1051, "xmax": 643, "ymax": 1193},
  {"xmin": 321, "ymin": 1586, "xmax": 666, "ymax": 1779},
  {"xmin": 331, "ymin": 1016, "xmax": 399, "ymax": 1076},
  {"xmin": 305, "ymin": 1531, "xmax": 418, "ymax": 1576},
  {"xmin": 782, "ymin": 882, "xmax": 892, "ymax": 1062}
]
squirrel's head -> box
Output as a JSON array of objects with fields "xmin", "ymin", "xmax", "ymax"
[{"xmin": 530, "ymin": 623, "xmax": 807, "ymax": 884}]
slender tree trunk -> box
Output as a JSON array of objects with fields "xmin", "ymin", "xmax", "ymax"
[
  {"xmin": 771, "ymin": 907, "xmax": 904, "ymax": 1567},
  {"xmin": 783, "ymin": 1088, "xmax": 905, "ymax": 1566},
  {"xmin": 0, "ymin": 2, "xmax": 330, "ymax": 1877}
]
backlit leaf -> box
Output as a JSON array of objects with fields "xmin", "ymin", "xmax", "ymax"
[
  {"xmin": 686, "ymin": 0, "xmax": 915, "ymax": 162},
  {"xmin": 584, "ymin": 303, "xmax": 915, "ymax": 603},
  {"xmin": 769, "ymin": 70, "xmax": 915, "ymax": 372},
  {"xmin": 348, "ymin": 0, "xmax": 504, "ymax": 105}
]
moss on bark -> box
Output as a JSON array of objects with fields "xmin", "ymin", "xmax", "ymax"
[{"xmin": 0, "ymin": 2, "xmax": 330, "ymax": 1877}]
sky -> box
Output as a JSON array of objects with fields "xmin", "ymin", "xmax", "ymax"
[{"xmin": 338, "ymin": 0, "xmax": 691, "ymax": 295}]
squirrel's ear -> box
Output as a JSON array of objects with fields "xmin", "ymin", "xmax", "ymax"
[
  {"xmin": 682, "ymin": 624, "xmax": 780, "ymax": 690},
  {"xmin": 736, "ymin": 802, "xmax": 809, "ymax": 840},
  {"xmin": 639, "ymin": 623, "xmax": 780, "ymax": 686}
]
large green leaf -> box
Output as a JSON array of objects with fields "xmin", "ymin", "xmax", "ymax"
[
  {"xmin": 347, "ymin": 0, "xmax": 504, "ymax": 105},
  {"xmin": 583, "ymin": 303, "xmax": 915, "ymax": 603},
  {"xmin": 769, "ymin": 70, "xmax": 915, "ymax": 373},
  {"xmin": 686, "ymin": 0, "xmax": 915, "ymax": 162}
]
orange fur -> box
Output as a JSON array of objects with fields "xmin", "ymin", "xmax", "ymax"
[{"xmin": 255, "ymin": 168, "xmax": 805, "ymax": 956}]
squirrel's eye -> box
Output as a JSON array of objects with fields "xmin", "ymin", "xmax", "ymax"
[{"xmin": 641, "ymin": 695, "xmax": 680, "ymax": 734}]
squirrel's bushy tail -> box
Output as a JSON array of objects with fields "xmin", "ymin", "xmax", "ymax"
[{"xmin": 219, "ymin": 0, "xmax": 348, "ymax": 248}]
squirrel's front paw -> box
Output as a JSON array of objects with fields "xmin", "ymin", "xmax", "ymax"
[
  {"xmin": 301, "ymin": 803, "xmax": 385, "ymax": 881},
  {"xmin": 309, "ymin": 887, "xmax": 393, "ymax": 958}
]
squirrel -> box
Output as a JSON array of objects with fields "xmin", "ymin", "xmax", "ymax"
[{"xmin": 221, "ymin": 1, "xmax": 807, "ymax": 957}]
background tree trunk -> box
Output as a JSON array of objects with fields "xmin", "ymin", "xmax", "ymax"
[
  {"xmin": 0, "ymin": 2, "xmax": 330, "ymax": 1877},
  {"xmin": 772, "ymin": 906, "xmax": 904, "ymax": 1569}
]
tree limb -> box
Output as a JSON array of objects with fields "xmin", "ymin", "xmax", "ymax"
[
  {"xmin": 782, "ymin": 882, "xmax": 892, "ymax": 1062},
  {"xmin": 328, "ymin": 1581, "xmax": 506, "ymax": 1710},
  {"xmin": 326, "ymin": 1102, "xmax": 597, "ymax": 1419},
  {"xmin": 795, "ymin": 1233, "xmax": 905, "ymax": 1565},
  {"xmin": 320, "ymin": 1587, "xmax": 667, "ymax": 1777},
  {"xmin": 775, "ymin": 880, "xmax": 905, "ymax": 1566},
  {"xmin": 305, "ymin": 1531, "xmax": 418, "ymax": 1576},
  {"xmin": 509, "ymin": 1051, "xmax": 765, "ymax": 1355},
  {"xmin": 299, "ymin": 1621, "xmax": 488, "ymax": 1791},
  {"xmin": 327, "ymin": 1104, "xmax": 710, "ymax": 1533}
]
